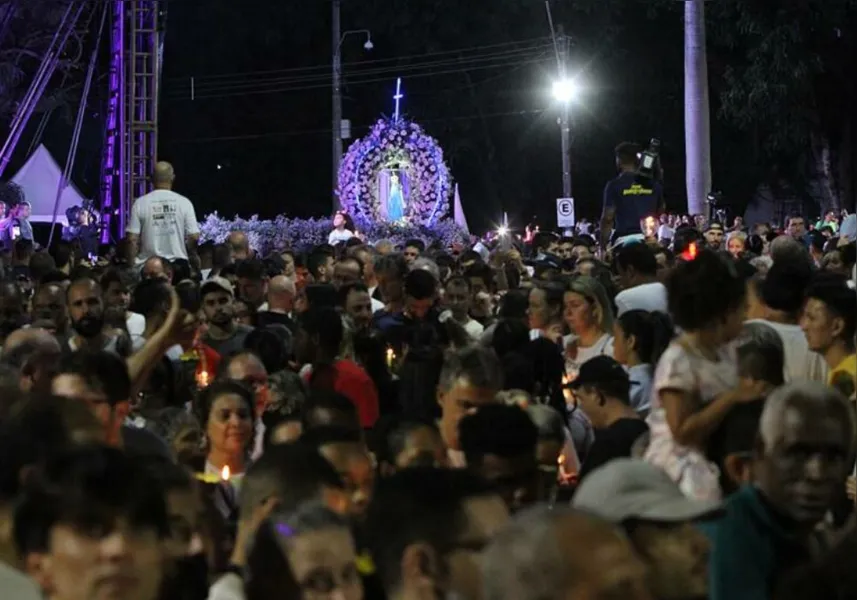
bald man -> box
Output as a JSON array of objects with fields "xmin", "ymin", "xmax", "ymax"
[
  {"xmin": 32, "ymin": 283, "xmax": 69, "ymax": 335},
  {"xmin": 701, "ymin": 382, "xmax": 855, "ymax": 600},
  {"xmin": 1, "ymin": 327, "xmax": 62, "ymax": 391},
  {"xmin": 126, "ymin": 161, "xmax": 200, "ymax": 266},
  {"xmin": 257, "ymin": 275, "xmax": 297, "ymax": 333}
]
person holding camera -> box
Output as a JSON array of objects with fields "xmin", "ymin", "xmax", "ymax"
[{"xmin": 600, "ymin": 142, "xmax": 663, "ymax": 251}]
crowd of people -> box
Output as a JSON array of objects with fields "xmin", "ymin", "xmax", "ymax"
[{"xmin": 0, "ymin": 160, "xmax": 855, "ymax": 600}]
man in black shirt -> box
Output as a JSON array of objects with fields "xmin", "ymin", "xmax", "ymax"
[
  {"xmin": 570, "ymin": 356, "xmax": 648, "ymax": 480},
  {"xmin": 600, "ymin": 142, "xmax": 664, "ymax": 250}
]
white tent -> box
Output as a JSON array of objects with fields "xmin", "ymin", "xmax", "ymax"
[
  {"xmin": 10, "ymin": 144, "xmax": 88, "ymax": 225},
  {"xmin": 453, "ymin": 183, "xmax": 469, "ymax": 233}
]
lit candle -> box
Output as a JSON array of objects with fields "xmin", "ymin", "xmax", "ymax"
[
  {"xmin": 558, "ymin": 454, "xmax": 573, "ymax": 485},
  {"xmin": 221, "ymin": 465, "xmax": 231, "ymax": 481},
  {"xmin": 385, "ymin": 347, "xmax": 396, "ymax": 369},
  {"xmin": 197, "ymin": 370, "xmax": 210, "ymax": 388}
]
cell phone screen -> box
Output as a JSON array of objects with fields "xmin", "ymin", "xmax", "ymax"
[{"xmin": 11, "ymin": 226, "xmax": 20, "ymax": 239}]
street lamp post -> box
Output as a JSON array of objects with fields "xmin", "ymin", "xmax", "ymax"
[
  {"xmin": 552, "ymin": 78, "xmax": 577, "ymax": 200},
  {"xmin": 332, "ymin": 0, "xmax": 342, "ymax": 210},
  {"xmin": 331, "ymin": 0, "xmax": 372, "ymax": 210}
]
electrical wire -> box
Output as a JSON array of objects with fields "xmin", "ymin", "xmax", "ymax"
[
  {"xmin": 165, "ymin": 54, "xmax": 551, "ymax": 102},
  {"xmin": 176, "ymin": 43, "xmax": 553, "ymax": 94},
  {"xmin": 163, "ymin": 35, "xmax": 553, "ymax": 84},
  {"xmin": 162, "ymin": 108, "xmax": 545, "ymax": 144}
]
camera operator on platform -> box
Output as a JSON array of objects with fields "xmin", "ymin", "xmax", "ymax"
[{"xmin": 600, "ymin": 142, "xmax": 663, "ymax": 251}]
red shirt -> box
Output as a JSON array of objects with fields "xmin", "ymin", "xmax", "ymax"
[{"xmin": 303, "ymin": 359, "xmax": 380, "ymax": 428}]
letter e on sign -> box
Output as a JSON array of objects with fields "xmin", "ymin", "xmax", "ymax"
[{"xmin": 556, "ymin": 198, "xmax": 575, "ymax": 228}]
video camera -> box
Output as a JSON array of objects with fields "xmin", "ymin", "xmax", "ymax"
[
  {"xmin": 706, "ymin": 191, "xmax": 728, "ymax": 224},
  {"xmin": 637, "ymin": 138, "xmax": 661, "ymax": 180}
]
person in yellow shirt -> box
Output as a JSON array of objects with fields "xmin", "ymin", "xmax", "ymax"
[{"xmin": 801, "ymin": 274, "xmax": 857, "ymax": 400}]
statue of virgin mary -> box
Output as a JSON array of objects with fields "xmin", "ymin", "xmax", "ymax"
[{"xmin": 387, "ymin": 172, "xmax": 405, "ymax": 222}]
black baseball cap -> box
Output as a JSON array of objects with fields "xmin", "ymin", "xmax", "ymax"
[{"xmin": 568, "ymin": 356, "xmax": 629, "ymax": 390}]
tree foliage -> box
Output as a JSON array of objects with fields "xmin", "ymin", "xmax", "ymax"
[
  {"xmin": 707, "ymin": 0, "xmax": 857, "ymax": 210},
  {"xmin": 0, "ymin": 0, "xmax": 81, "ymax": 124}
]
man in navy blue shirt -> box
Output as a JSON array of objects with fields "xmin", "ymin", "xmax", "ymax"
[{"xmin": 600, "ymin": 142, "xmax": 663, "ymax": 250}]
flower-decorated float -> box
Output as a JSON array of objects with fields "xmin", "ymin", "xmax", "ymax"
[{"xmin": 201, "ymin": 78, "xmax": 469, "ymax": 253}]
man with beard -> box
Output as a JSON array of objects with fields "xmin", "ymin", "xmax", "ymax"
[
  {"xmin": 339, "ymin": 282, "xmax": 374, "ymax": 332},
  {"xmin": 200, "ymin": 276, "xmax": 253, "ymax": 357},
  {"xmin": 64, "ymin": 278, "xmax": 124, "ymax": 354},
  {"xmin": 703, "ymin": 221, "xmax": 725, "ymax": 251}
]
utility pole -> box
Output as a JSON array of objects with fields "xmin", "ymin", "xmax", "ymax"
[
  {"xmin": 331, "ymin": 0, "xmax": 343, "ymax": 211},
  {"xmin": 558, "ymin": 31, "xmax": 572, "ymax": 199},
  {"xmin": 547, "ymin": 2, "xmax": 573, "ymax": 201}
]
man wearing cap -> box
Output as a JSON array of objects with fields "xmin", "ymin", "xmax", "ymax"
[
  {"xmin": 703, "ymin": 221, "xmax": 725, "ymax": 251},
  {"xmin": 200, "ymin": 276, "xmax": 254, "ymax": 357},
  {"xmin": 574, "ymin": 459, "xmax": 718, "ymax": 600},
  {"xmin": 570, "ymin": 356, "xmax": 649, "ymax": 480}
]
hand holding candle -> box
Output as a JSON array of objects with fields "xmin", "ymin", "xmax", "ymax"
[{"xmin": 385, "ymin": 347, "xmax": 396, "ymax": 369}]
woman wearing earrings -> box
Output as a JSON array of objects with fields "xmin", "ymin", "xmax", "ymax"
[{"xmin": 195, "ymin": 380, "xmax": 255, "ymax": 491}]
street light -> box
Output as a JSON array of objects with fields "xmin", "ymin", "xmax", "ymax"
[
  {"xmin": 332, "ymin": 0, "xmax": 373, "ymax": 209},
  {"xmin": 551, "ymin": 77, "xmax": 579, "ymax": 202},
  {"xmin": 552, "ymin": 78, "xmax": 578, "ymax": 103},
  {"xmin": 340, "ymin": 29, "xmax": 373, "ymax": 51}
]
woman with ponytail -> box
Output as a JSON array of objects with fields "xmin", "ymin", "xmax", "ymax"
[{"xmin": 612, "ymin": 310, "xmax": 674, "ymax": 417}]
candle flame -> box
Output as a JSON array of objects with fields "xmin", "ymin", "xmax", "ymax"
[
  {"xmin": 561, "ymin": 374, "xmax": 569, "ymax": 385},
  {"xmin": 197, "ymin": 370, "xmax": 210, "ymax": 388},
  {"xmin": 221, "ymin": 466, "xmax": 230, "ymax": 481},
  {"xmin": 385, "ymin": 347, "xmax": 396, "ymax": 368}
]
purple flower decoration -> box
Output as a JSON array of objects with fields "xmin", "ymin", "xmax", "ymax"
[{"xmin": 335, "ymin": 116, "xmax": 452, "ymax": 228}]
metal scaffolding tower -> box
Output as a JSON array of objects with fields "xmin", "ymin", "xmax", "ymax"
[{"xmin": 100, "ymin": 0, "xmax": 161, "ymax": 241}]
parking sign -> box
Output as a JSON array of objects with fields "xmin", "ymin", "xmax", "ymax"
[{"xmin": 556, "ymin": 198, "xmax": 575, "ymax": 228}]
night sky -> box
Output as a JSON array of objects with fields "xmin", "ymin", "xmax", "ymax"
[{"xmin": 25, "ymin": 0, "xmax": 692, "ymax": 232}]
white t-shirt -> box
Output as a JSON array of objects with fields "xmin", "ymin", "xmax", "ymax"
[
  {"xmin": 462, "ymin": 318, "xmax": 485, "ymax": 341},
  {"xmin": 127, "ymin": 189, "xmax": 199, "ymax": 264},
  {"xmin": 328, "ymin": 228, "xmax": 354, "ymax": 245},
  {"xmin": 744, "ymin": 319, "xmax": 828, "ymax": 383},
  {"xmin": 657, "ymin": 224, "xmax": 675, "ymax": 241},
  {"xmin": 614, "ymin": 282, "xmax": 668, "ymax": 317},
  {"xmin": 0, "ymin": 562, "xmax": 41, "ymax": 600},
  {"xmin": 563, "ymin": 333, "xmax": 614, "ymax": 377},
  {"xmin": 126, "ymin": 312, "xmax": 146, "ymax": 338}
]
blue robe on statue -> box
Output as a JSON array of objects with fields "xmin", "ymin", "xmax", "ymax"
[{"xmin": 388, "ymin": 181, "xmax": 405, "ymax": 221}]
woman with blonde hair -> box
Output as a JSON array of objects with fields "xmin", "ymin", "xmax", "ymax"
[
  {"xmin": 563, "ymin": 276, "xmax": 615, "ymax": 377},
  {"xmin": 726, "ymin": 230, "xmax": 747, "ymax": 259}
]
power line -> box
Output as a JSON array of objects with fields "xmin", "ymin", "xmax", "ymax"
[
  {"xmin": 164, "ymin": 36, "xmax": 553, "ymax": 84},
  {"xmin": 176, "ymin": 44, "xmax": 552, "ymax": 94},
  {"xmin": 161, "ymin": 108, "xmax": 545, "ymax": 144},
  {"xmin": 164, "ymin": 54, "xmax": 551, "ymax": 102}
]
